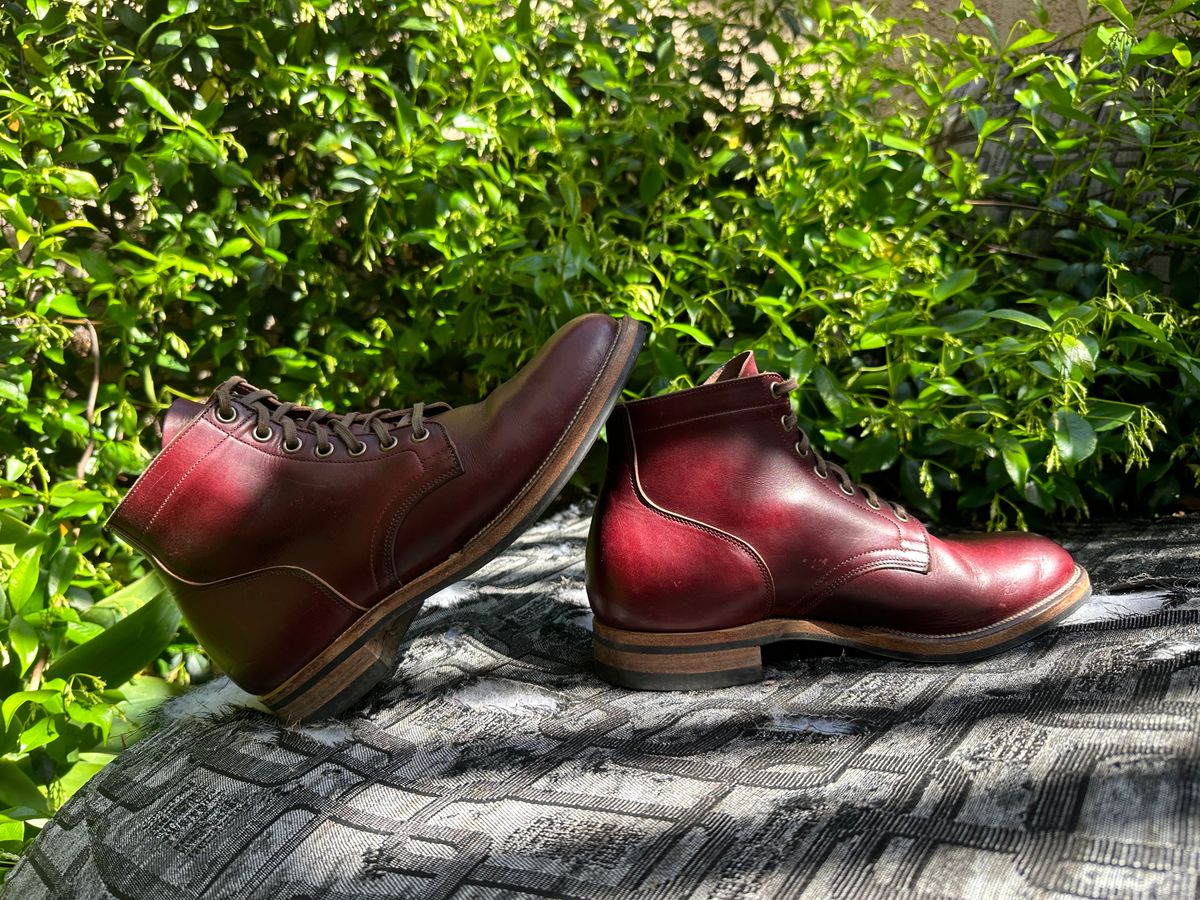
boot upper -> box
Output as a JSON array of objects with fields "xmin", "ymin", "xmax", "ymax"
[
  {"xmin": 107, "ymin": 313, "xmax": 626, "ymax": 692},
  {"xmin": 587, "ymin": 352, "xmax": 1078, "ymax": 635}
]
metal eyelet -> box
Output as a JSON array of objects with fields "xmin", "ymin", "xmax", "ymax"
[
  {"xmin": 866, "ymin": 498, "xmax": 881, "ymax": 510},
  {"xmin": 794, "ymin": 441, "xmax": 809, "ymax": 458},
  {"xmin": 411, "ymin": 428, "xmax": 430, "ymax": 443},
  {"xmin": 216, "ymin": 407, "xmax": 237, "ymax": 423},
  {"xmin": 282, "ymin": 437, "xmax": 303, "ymax": 454},
  {"xmin": 314, "ymin": 444, "xmax": 334, "ymax": 458},
  {"xmin": 780, "ymin": 414, "xmax": 792, "ymax": 432},
  {"xmin": 770, "ymin": 382, "xmax": 785, "ymax": 399},
  {"xmin": 252, "ymin": 425, "xmax": 273, "ymax": 442},
  {"xmin": 840, "ymin": 483, "xmax": 855, "ymax": 497},
  {"xmin": 380, "ymin": 436, "xmax": 399, "ymax": 451},
  {"xmin": 895, "ymin": 510, "xmax": 910, "ymax": 522},
  {"xmin": 813, "ymin": 465, "xmax": 829, "ymax": 480},
  {"xmin": 348, "ymin": 442, "xmax": 368, "ymax": 457}
]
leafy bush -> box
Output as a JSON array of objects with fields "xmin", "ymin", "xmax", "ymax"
[{"xmin": 1, "ymin": 0, "xmax": 1198, "ymax": 862}]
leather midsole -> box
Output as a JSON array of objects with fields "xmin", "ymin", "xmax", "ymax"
[{"xmin": 593, "ymin": 565, "xmax": 1092, "ymax": 659}]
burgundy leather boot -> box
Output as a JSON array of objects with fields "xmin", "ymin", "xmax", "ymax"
[
  {"xmin": 586, "ymin": 350, "xmax": 1091, "ymax": 689},
  {"xmin": 108, "ymin": 314, "xmax": 644, "ymax": 720}
]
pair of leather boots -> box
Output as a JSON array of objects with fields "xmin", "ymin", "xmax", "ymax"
[{"xmin": 108, "ymin": 314, "xmax": 1091, "ymax": 722}]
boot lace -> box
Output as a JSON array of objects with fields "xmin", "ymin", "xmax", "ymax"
[
  {"xmin": 214, "ymin": 377, "xmax": 450, "ymax": 457},
  {"xmin": 771, "ymin": 378, "xmax": 910, "ymax": 522}
]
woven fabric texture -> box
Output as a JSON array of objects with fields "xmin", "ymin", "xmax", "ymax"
[{"xmin": 7, "ymin": 509, "xmax": 1200, "ymax": 899}]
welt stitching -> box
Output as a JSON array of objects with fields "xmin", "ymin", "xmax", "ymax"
[
  {"xmin": 861, "ymin": 574, "xmax": 1080, "ymax": 639},
  {"xmin": 626, "ymin": 468, "xmax": 775, "ymax": 609}
]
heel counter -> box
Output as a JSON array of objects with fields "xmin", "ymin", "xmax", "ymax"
[
  {"xmin": 585, "ymin": 409, "xmax": 773, "ymax": 632},
  {"xmin": 105, "ymin": 409, "xmax": 227, "ymax": 564},
  {"xmin": 159, "ymin": 566, "xmax": 360, "ymax": 695}
]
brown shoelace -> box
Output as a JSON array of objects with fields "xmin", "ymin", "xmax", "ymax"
[
  {"xmin": 771, "ymin": 378, "xmax": 910, "ymax": 521},
  {"xmin": 214, "ymin": 377, "xmax": 449, "ymax": 457}
]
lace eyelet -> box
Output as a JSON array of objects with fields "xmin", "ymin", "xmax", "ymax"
[
  {"xmin": 252, "ymin": 425, "xmax": 273, "ymax": 442},
  {"xmin": 794, "ymin": 441, "xmax": 809, "ymax": 458},
  {"xmin": 411, "ymin": 428, "xmax": 430, "ymax": 443},
  {"xmin": 866, "ymin": 498, "xmax": 881, "ymax": 510},
  {"xmin": 813, "ymin": 465, "xmax": 828, "ymax": 480},
  {"xmin": 895, "ymin": 510, "xmax": 910, "ymax": 522},
  {"xmin": 380, "ymin": 436, "xmax": 399, "ymax": 451},
  {"xmin": 770, "ymin": 382, "xmax": 785, "ymax": 399},
  {"xmin": 348, "ymin": 442, "xmax": 368, "ymax": 457},
  {"xmin": 780, "ymin": 414, "xmax": 792, "ymax": 432},
  {"xmin": 314, "ymin": 444, "xmax": 334, "ymax": 458},
  {"xmin": 216, "ymin": 407, "xmax": 237, "ymax": 424},
  {"xmin": 840, "ymin": 483, "xmax": 855, "ymax": 497},
  {"xmin": 282, "ymin": 437, "xmax": 303, "ymax": 453}
]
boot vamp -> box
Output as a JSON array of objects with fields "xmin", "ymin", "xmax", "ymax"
[
  {"xmin": 804, "ymin": 530, "xmax": 1079, "ymax": 634},
  {"xmin": 390, "ymin": 313, "xmax": 620, "ymax": 582}
]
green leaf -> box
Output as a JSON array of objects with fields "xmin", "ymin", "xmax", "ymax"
[
  {"xmin": 939, "ymin": 309, "xmax": 988, "ymax": 334},
  {"xmin": 18, "ymin": 717, "xmax": 58, "ymax": 753},
  {"xmin": 834, "ymin": 227, "xmax": 872, "ymax": 251},
  {"xmin": 544, "ymin": 73, "xmax": 581, "ymax": 115},
  {"xmin": 663, "ymin": 322, "xmax": 714, "ymax": 347},
  {"xmin": 47, "ymin": 293, "xmax": 87, "ymax": 317},
  {"xmin": 813, "ymin": 366, "xmax": 853, "ymax": 420},
  {"xmin": 995, "ymin": 434, "xmax": 1030, "ymax": 488},
  {"xmin": 1052, "ymin": 410, "xmax": 1098, "ymax": 465},
  {"xmin": 1173, "ymin": 43, "xmax": 1192, "ymax": 67},
  {"xmin": 0, "ymin": 761, "xmax": 49, "ymax": 817},
  {"xmin": 988, "ymin": 309, "xmax": 1051, "ymax": 331},
  {"xmin": 46, "ymin": 547, "xmax": 77, "ymax": 598},
  {"xmin": 46, "ymin": 589, "xmax": 180, "ymax": 687},
  {"xmin": 880, "ymin": 133, "xmax": 924, "ymax": 155},
  {"xmin": 126, "ymin": 76, "xmax": 183, "ymax": 125},
  {"xmin": 1007, "ymin": 28, "xmax": 1057, "ymax": 53},
  {"xmin": 80, "ymin": 573, "xmax": 164, "ymax": 628},
  {"xmin": 8, "ymin": 617, "xmax": 38, "ymax": 677},
  {"xmin": 7, "ymin": 544, "xmax": 42, "ymax": 611},
  {"xmin": 933, "ymin": 268, "xmax": 977, "ymax": 302},
  {"xmin": 2, "ymin": 688, "xmax": 62, "ymax": 729},
  {"xmin": 55, "ymin": 757, "xmax": 108, "ymax": 802},
  {"xmin": 1096, "ymin": 0, "xmax": 1135, "ymax": 30},
  {"xmin": 56, "ymin": 169, "xmax": 101, "ymax": 199},
  {"xmin": 1130, "ymin": 31, "xmax": 1176, "ymax": 59}
]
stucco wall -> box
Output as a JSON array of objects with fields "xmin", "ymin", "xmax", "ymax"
[{"xmin": 881, "ymin": 0, "xmax": 1090, "ymax": 44}]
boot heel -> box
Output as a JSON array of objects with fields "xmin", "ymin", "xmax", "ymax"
[
  {"xmin": 261, "ymin": 604, "xmax": 421, "ymax": 723},
  {"xmin": 591, "ymin": 622, "xmax": 764, "ymax": 691}
]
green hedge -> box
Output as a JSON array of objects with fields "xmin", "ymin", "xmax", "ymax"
[{"xmin": 0, "ymin": 0, "xmax": 1198, "ymax": 862}]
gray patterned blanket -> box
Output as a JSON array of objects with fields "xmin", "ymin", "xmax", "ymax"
[{"xmin": 7, "ymin": 509, "xmax": 1200, "ymax": 899}]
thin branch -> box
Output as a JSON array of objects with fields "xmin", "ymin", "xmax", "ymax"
[{"xmin": 75, "ymin": 319, "xmax": 100, "ymax": 482}]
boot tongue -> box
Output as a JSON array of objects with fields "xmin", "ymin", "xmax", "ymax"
[
  {"xmin": 703, "ymin": 350, "xmax": 759, "ymax": 385},
  {"xmin": 162, "ymin": 398, "xmax": 206, "ymax": 446}
]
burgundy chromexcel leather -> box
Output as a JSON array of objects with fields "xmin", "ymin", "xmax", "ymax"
[
  {"xmin": 587, "ymin": 350, "xmax": 1087, "ymax": 643},
  {"xmin": 107, "ymin": 313, "xmax": 645, "ymax": 717}
]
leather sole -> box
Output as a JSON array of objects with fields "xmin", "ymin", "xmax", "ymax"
[
  {"xmin": 591, "ymin": 565, "xmax": 1092, "ymax": 690},
  {"xmin": 260, "ymin": 316, "xmax": 648, "ymax": 722}
]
